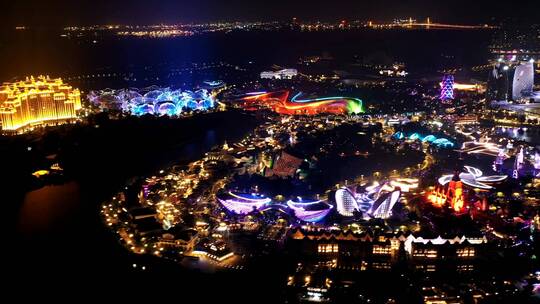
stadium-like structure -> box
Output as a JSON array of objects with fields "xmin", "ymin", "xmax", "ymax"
[
  {"xmin": 237, "ymin": 90, "xmax": 364, "ymax": 115},
  {"xmin": 88, "ymin": 86, "xmax": 216, "ymax": 116}
]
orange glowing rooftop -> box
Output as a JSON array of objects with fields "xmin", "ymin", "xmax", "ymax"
[{"xmin": 0, "ymin": 76, "xmax": 81, "ymax": 133}]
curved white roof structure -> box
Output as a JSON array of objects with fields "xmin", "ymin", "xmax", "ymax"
[{"xmin": 438, "ymin": 166, "xmax": 507, "ymax": 190}]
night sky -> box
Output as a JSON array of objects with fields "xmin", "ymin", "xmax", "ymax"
[{"xmin": 1, "ymin": 0, "xmax": 538, "ymax": 27}]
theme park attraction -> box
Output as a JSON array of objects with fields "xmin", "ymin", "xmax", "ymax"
[
  {"xmin": 393, "ymin": 131, "xmax": 455, "ymax": 148},
  {"xmin": 88, "ymin": 86, "xmax": 216, "ymax": 116},
  {"xmin": 285, "ymin": 198, "xmax": 334, "ymax": 222},
  {"xmin": 218, "ymin": 184, "xmax": 404, "ymax": 224},
  {"xmin": 211, "ymin": 121, "xmax": 428, "ymax": 224},
  {"xmin": 217, "ymin": 192, "xmax": 272, "ymax": 214},
  {"xmin": 237, "ymin": 90, "xmax": 364, "ymax": 115},
  {"xmin": 335, "ymin": 185, "xmax": 401, "ymax": 219},
  {"xmin": 428, "ymin": 166, "xmax": 507, "ymax": 213}
]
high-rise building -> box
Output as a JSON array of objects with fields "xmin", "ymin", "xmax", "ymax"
[
  {"xmin": 486, "ymin": 63, "xmax": 509, "ymax": 101},
  {"xmin": 0, "ymin": 76, "xmax": 81, "ymax": 133},
  {"xmin": 440, "ymin": 75, "xmax": 454, "ymax": 100},
  {"xmin": 512, "ymin": 62, "xmax": 534, "ymax": 101}
]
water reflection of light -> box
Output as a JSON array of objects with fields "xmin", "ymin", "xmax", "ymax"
[{"xmin": 17, "ymin": 182, "xmax": 81, "ymax": 235}]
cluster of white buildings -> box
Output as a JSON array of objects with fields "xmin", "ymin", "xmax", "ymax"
[{"xmin": 260, "ymin": 68, "xmax": 298, "ymax": 80}]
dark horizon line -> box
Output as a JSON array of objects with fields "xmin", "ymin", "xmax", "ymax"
[{"xmin": 10, "ymin": 18, "xmax": 506, "ymax": 28}]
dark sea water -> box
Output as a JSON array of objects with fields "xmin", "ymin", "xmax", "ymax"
[
  {"xmin": 7, "ymin": 112, "xmax": 262, "ymax": 296},
  {"xmin": 0, "ymin": 28, "xmax": 494, "ymax": 83}
]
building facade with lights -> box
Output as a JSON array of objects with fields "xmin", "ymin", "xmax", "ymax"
[
  {"xmin": 288, "ymin": 229, "xmax": 488, "ymax": 272},
  {"xmin": 0, "ymin": 76, "xmax": 81, "ymax": 133}
]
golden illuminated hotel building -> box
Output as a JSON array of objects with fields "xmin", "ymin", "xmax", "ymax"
[{"xmin": 0, "ymin": 76, "xmax": 81, "ymax": 133}]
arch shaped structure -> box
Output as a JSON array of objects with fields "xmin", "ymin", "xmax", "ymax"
[
  {"xmin": 393, "ymin": 132, "xmax": 454, "ymax": 148},
  {"xmin": 89, "ymin": 87, "xmax": 216, "ymax": 116}
]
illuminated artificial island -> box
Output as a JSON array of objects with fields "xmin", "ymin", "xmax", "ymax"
[
  {"xmin": 95, "ymin": 52, "xmax": 540, "ymax": 302},
  {"xmin": 0, "ymin": 76, "xmax": 81, "ymax": 133},
  {"xmin": 5, "ymin": 15, "xmax": 540, "ymax": 303}
]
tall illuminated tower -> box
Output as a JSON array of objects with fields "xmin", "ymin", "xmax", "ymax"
[{"xmin": 440, "ymin": 74, "xmax": 454, "ymax": 101}]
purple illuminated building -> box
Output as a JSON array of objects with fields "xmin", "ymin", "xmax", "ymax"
[
  {"xmin": 493, "ymin": 148, "xmax": 507, "ymax": 171},
  {"xmin": 142, "ymin": 185, "xmax": 150, "ymax": 198},
  {"xmin": 534, "ymin": 153, "xmax": 540, "ymax": 177},
  {"xmin": 440, "ymin": 74, "xmax": 455, "ymax": 100},
  {"xmin": 495, "ymin": 149, "xmax": 506, "ymax": 166}
]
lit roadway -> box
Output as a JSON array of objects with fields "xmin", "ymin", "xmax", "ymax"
[
  {"xmin": 370, "ymin": 22, "xmax": 496, "ymax": 30},
  {"xmin": 405, "ymin": 23, "xmax": 495, "ymax": 30}
]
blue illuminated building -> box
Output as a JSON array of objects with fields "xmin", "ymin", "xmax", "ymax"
[
  {"xmin": 88, "ymin": 87, "xmax": 216, "ymax": 116},
  {"xmin": 393, "ymin": 132, "xmax": 454, "ymax": 148}
]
